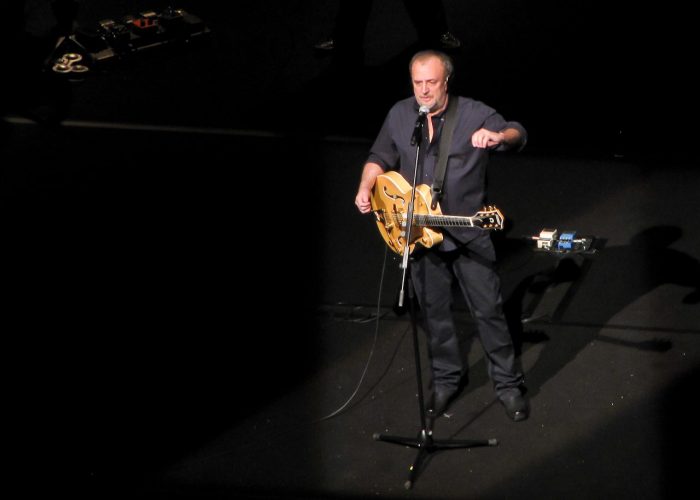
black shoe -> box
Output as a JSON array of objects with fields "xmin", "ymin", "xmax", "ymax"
[
  {"xmin": 427, "ymin": 387, "xmax": 457, "ymax": 417},
  {"xmin": 438, "ymin": 32, "xmax": 462, "ymax": 50},
  {"xmin": 499, "ymin": 390, "xmax": 529, "ymax": 422}
]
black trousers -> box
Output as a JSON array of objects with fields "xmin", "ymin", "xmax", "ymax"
[{"xmin": 410, "ymin": 243, "xmax": 523, "ymax": 397}]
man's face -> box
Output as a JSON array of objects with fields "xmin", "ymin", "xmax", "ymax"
[{"xmin": 411, "ymin": 56, "xmax": 448, "ymax": 113}]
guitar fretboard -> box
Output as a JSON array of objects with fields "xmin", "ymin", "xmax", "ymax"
[
  {"xmin": 388, "ymin": 213, "xmax": 482, "ymax": 228},
  {"xmin": 414, "ymin": 214, "xmax": 480, "ymax": 227}
]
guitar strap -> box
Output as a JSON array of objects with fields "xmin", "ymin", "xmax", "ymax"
[{"xmin": 430, "ymin": 95, "xmax": 458, "ymax": 210}]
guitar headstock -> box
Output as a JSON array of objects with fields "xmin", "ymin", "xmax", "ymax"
[{"xmin": 475, "ymin": 205, "xmax": 505, "ymax": 230}]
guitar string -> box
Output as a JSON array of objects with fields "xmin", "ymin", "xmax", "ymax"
[{"xmin": 385, "ymin": 211, "xmax": 500, "ymax": 227}]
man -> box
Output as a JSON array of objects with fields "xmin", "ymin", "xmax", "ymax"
[{"xmin": 354, "ymin": 50, "xmax": 529, "ymax": 422}]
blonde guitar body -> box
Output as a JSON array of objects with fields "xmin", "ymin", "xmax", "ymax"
[
  {"xmin": 370, "ymin": 171, "xmax": 443, "ymax": 255},
  {"xmin": 370, "ymin": 171, "xmax": 504, "ymax": 255}
]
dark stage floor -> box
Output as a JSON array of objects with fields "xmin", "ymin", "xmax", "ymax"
[{"xmin": 4, "ymin": 1, "xmax": 700, "ymax": 499}]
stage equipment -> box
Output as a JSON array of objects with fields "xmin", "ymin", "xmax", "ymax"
[
  {"xmin": 46, "ymin": 6, "xmax": 210, "ymax": 79},
  {"xmin": 529, "ymin": 228, "xmax": 596, "ymax": 254}
]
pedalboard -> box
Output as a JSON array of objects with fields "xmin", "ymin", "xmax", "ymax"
[{"xmin": 47, "ymin": 7, "xmax": 210, "ymax": 78}]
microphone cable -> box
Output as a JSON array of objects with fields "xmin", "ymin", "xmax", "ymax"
[{"xmin": 314, "ymin": 245, "xmax": 391, "ymax": 422}]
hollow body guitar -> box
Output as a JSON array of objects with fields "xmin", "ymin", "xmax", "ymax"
[{"xmin": 370, "ymin": 171, "xmax": 504, "ymax": 255}]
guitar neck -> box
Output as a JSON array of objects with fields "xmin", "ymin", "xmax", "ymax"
[{"xmin": 414, "ymin": 214, "xmax": 483, "ymax": 228}]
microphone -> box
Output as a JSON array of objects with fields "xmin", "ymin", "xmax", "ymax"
[{"xmin": 411, "ymin": 106, "xmax": 430, "ymax": 146}]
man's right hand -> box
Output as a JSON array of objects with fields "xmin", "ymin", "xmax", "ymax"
[
  {"xmin": 355, "ymin": 187, "xmax": 372, "ymax": 214},
  {"xmin": 355, "ymin": 162, "xmax": 384, "ymax": 214}
]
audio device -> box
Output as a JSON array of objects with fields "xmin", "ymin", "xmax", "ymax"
[
  {"xmin": 47, "ymin": 7, "xmax": 210, "ymax": 78},
  {"xmin": 529, "ymin": 228, "xmax": 596, "ymax": 254}
]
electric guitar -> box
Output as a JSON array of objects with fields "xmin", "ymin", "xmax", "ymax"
[{"xmin": 370, "ymin": 171, "xmax": 504, "ymax": 255}]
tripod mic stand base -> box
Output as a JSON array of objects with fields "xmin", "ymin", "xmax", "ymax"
[
  {"xmin": 379, "ymin": 239, "xmax": 498, "ymax": 488},
  {"xmin": 373, "ymin": 429, "xmax": 498, "ymax": 489}
]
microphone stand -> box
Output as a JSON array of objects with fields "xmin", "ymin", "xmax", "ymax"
[{"xmin": 373, "ymin": 111, "xmax": 497, "ymax": 490}]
